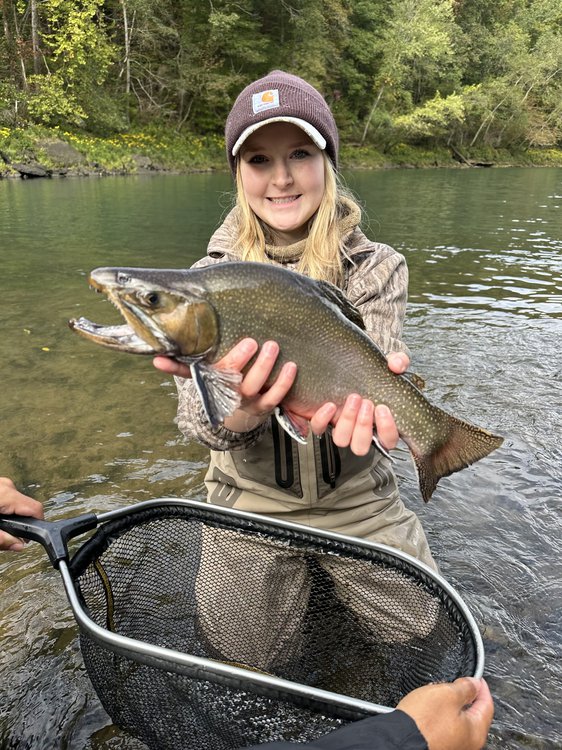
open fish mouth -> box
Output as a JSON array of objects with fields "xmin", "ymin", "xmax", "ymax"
[
  {"xmin": 68, "ymin": 317, "xmax": 157, "ymax": 353},
  {"xmin": 68, "ymin": 278, "xmax": 178, "ymax": 355}
]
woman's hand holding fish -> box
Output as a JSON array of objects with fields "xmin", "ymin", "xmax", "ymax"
[
  {"xmin": 309, "ymin": 351, "xmax": 409, "ymax": 456},
  {"xmin": 0, "ymin": 477, "xmax": 44, "ymax": 551},
  {"xmin": 219, "ymin": 339, "xmax": 299, "ymax": 433},
  {"xmin": 152, "ymin": 356, "xmax": 192, "ymax": 378},
  {"xmin": 154, "ymin": 340, "xmax": 298, "ymax": 434}
]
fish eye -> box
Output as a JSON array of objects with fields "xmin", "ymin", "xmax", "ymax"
[{"xmin": 144, "ymin": 291, "xmax": 160, "ymax": 306}]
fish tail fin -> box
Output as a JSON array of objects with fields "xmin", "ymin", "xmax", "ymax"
[{"xmin": 411, "ymin": 413, "xmax": 504, "ymax": 503}]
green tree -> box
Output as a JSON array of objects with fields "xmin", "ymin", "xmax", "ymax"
[
  {"xmin": 259, "ymin": 0, "xmax": 349, "ymax": 90},
  {"xmin": 392, "ymin": 90, "xmax": 466, "ymax": 145},
  {"xmin": 458, "ymin": 0, "xmax": 562, "ymax": 147},
  {"xmin": 10, "ymin": 0, "xmax": 120, "ymax": 129},
  {"xmin": 357, "ymin": 0, "xmax": 459, "ymax": 145},
  {"xmin": 114, "ymin": 0, "xmax": 266, "ymax": 130},
  {"xmin": 0, "ymin": 0, "xmax": 560, "ymax": 150},
  {"xmin": 174, "ymin": 0, "xmax": 266, "ymax": 131}
]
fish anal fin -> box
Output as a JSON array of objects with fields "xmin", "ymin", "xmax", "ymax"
[
  {"xmin": 275, "ymin": 407, "xmax": 309, "ymax": 444},
  {"xmin": 408, "ymin": 413, "xmax": 503, "ymax": 502},
  {"xmin": 371, "ymin": 434, "xmax": 393, "ymax": 461}
]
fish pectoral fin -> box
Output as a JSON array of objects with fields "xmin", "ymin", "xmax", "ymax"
[
  {"xmin": 191, "ymin": 363, "xmax": 242, "ymax": 429},
  {"xmin": 275, "ymin": 407, "xmax": 309, "ymax": 444}
]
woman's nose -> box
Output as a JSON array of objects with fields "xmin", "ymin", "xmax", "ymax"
[{"xmin": 272, "ymin": 160, "xmax": 293, "ymax": 188}]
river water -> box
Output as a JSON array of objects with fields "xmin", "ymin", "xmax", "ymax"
[{"xmin": 0, "ymin": 167, "xmax": 561, "ymax": 749}]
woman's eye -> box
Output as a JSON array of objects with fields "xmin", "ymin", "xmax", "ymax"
[
  {"xmin": 291, "ymin": 149, "xmax": 310, "ymax": 160},
  {"xmin": 248, "ymin": 154, "xmax": 268, "ymax": 164}
]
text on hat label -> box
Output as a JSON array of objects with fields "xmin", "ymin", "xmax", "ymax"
[{"xmin": 252, "ymin": 90, "xmax": 280, "ymax": 114}]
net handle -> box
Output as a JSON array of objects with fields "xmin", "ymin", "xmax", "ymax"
[{"xmin": 0, "ymin": 513, "xmax": 98, "ymax": 567}]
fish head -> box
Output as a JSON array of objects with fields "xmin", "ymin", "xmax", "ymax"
[{"xmin": 69, "ymin": 267, "xmax": 219, "ymax": 359}]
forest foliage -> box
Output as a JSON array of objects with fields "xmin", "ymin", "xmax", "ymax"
[{"xmin": 1, "ymin": 0, "xmax": 561, "ymax": 154}]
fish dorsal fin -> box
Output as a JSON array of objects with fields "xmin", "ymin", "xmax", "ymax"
[{"xmin": 315, "ymin": 280, "xmax": 366, "ymax": 330}]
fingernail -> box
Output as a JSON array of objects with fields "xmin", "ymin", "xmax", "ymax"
[
  {"xmin": 241, "ymin": 338, "xmax": 257, "ymax": 354},
  {"xmin": 389, "ymin": 353, "xmax": 406, "ymax": 372},
  {"xmin": 347, "ymin": 394, "xmax": 361, "ymax": 409},
  {"xmin": 376, "ymin": 404, "xmax": 391, "ymax": 418},
  {"xmin": 359, "ymin": 401, "xmax": 373, "ymax": 418},
  {"xmin": 283, "ymin": 362, "xmax": 297, "ymax": 377}
]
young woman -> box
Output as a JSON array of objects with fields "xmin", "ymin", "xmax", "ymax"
[
  {"xmin": 155, "ymin": 70, "xmax": 435, "ymax": 570},
  {"xmin": 0, "ymin": 72, "xmax": 494, "ymax": 748}
]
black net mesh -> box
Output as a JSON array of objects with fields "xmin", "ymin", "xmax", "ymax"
[{"xmin": 68, "ymin": 503, "xmax": 479, "ymax": 750}]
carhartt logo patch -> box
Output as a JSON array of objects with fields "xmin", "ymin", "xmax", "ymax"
[{"xmin": 252, "ymin": 89, "xmax": 280, "ymax": 114}]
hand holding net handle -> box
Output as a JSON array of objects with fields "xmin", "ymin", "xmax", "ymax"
[{"xmin": 0, "ymin": 513, "xmax": 98, "ymax": 566}]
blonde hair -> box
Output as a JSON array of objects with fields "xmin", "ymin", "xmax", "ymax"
[{"xmin": 232, "ymin": 153, "xmax": 360, "ymax": 287}]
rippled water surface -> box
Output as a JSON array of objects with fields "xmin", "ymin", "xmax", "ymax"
[{"xmin": 1, "ymin": 167, "xmax": 561, "ymax": 748}]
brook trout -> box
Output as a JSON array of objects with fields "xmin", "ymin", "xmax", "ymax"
[{"xmin": 69, "ymin": 262, "xmax": 503, "ymax": 502}]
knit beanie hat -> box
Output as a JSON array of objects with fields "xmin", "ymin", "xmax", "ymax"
[{"xmin": 225, "ymin": 70, "xmax": 339, "ymax": 175}]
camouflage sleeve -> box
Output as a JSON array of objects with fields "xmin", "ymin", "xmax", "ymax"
[{"xmin": 345, "ymin": 241, "xmax": 410, "ymax": 357}]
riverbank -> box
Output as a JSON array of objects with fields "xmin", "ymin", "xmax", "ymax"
[{"xmin": 1, "ymin": 124, "xmax": 561, "ymax": 178}]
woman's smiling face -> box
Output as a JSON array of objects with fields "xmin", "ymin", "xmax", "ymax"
[{"xmin": 239, "ymin": 122, "xmax": 326, "ymax": 245}]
